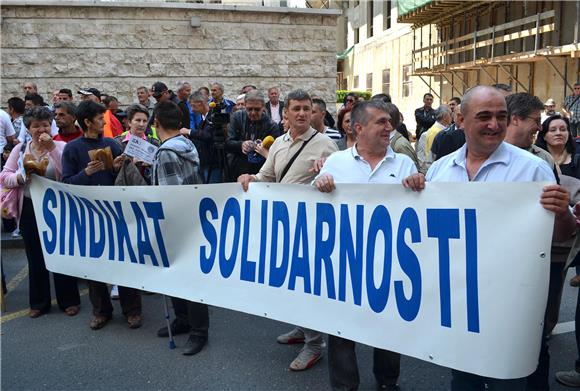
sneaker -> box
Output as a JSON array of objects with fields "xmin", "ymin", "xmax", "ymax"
[
  {"xmin": 556, "ymin": 370, "xmax": 580, "ymax": 387},
  {"xmin": 289, "ymin": 346, "xmax": 323, "ymax": 371},
  {"xmin": 277, "ymin": 328, "xmax": 305, "ymax": 345},
  {"xmin": 11, "ymin": 228, "xmax": 20, "ymax": 238},
  {"xmin": 110, "ymin": 285, "xmax": 119, "ymax": 300}
]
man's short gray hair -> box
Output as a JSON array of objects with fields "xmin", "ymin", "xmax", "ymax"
[
  {"xmin": 176, "ymin": 81, "xmax": 191, "ymax": 92},
  {"xmin": 244, "ymin": 90, "xmax": 265, "ymax": 104},
  {"xmin": 188, "ymin": 91, "xmax": 206, "ymax": 103},
  {"xmin": 284, "ymin": 89, "xmax": 311, "ymax": 108},
  {"xmin": 211, "ymin": 82, "xmax": 224, "ymax": 92},
  {"xmin": 435, "ymin": 104, "xmax": 451, "ymax": 121},
  {"xmin": 351, "ymin": 100, "xmax": 388, "ymax": 130},
  {"xmin": 53, "ymin": 101, "xmax": 77, "ymax": 117}
]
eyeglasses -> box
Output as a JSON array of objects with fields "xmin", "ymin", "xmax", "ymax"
[
  {"xmin": 526, "ymin": 116, "xmax": 542, "ymax": 126},
  {"xmin": 246, "ymin": 107, "xmax": 262, "ymax": 112}
]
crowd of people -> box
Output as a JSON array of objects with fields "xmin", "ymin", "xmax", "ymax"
[{"xmin": 2, "ymin": 79, "xmax": 580, "ymax": 390}]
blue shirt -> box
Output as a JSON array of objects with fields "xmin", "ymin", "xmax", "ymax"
[{"xmin": 426, "ymin": 142, "xmax": 555, "ymax": 183}]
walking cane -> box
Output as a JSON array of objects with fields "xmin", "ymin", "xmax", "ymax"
[{"xmin": 162, "ymin": 295, "xmax": 176, "ymax": 349}]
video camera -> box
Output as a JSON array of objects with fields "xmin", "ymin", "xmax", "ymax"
[{"xmin": 207, "ymin": 101, "xmax": 230, "ymax": 129}]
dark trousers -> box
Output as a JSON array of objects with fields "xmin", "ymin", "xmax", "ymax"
[
  {"xmin": 575, "ymin": 267, "xmax": 580, "ymax": 372},
  {"xmin": 571, "ymin": 122, "xmax": 580, "ymax": 138},
  {"xmin": 527, "ymin": 259, "xmax": 568, "ymax": 390},
  {"xmin": 88, "ymin": 281, "xmax": 141, "ymax": 317},
  {"xmin": 328, "ymin": 335, "xmax": 400, "ymax": 390},
  {"xmin": 172, "ymin": 296, "xmax": 209, "ymax": 337},
  {"xmin": 20, "ymin": 197, "xmax": 80, "ymax": 311},
  {"xmin": 451, "ymin": 370, "xmax": 526, "ymax": 391}
]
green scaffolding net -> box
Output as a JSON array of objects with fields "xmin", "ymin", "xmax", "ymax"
[{"xmin": 397, "ymin": 0, "xmax": 433, "ymax": 17}]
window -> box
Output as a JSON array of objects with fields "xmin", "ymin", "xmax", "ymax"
[
  {"xmin": 368, "ymin": 0, "xmax": 374, "ymax": 38},
  {"xmin": 382, "ymin": 69, "xmax": 390, "ymax": 95},
  {"xmin": 366, "ymin": 73, "xmax": 373, "ymax": 93},
  {"xmin": 383, "ymin": 0, "xmax": 392, "ymax": 31},
  {"xmin": 354, "ymin": 27, "xmax": 359, "ymax": 44},
  {"xmin": 354, "ymin": 75, "xmax": 359, "ymax": 89},
  {"xmin": 402, "ymin": 65, "xmax": 412, "ymax": 97}
]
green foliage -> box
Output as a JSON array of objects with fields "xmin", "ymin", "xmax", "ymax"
[{"xmin": 336, "ymin": 90, "xmax": 372, "ymax": 103}]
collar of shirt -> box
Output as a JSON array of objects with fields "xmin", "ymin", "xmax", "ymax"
[
  {"xmin": 283, "ymin": 127, "xmax": 317, "ymax": 142},
  {"xmin": 351, "ymin": 143, "xmax": 395, "ymax": 162},
  {"xmin": 452, "ymin": 142, "xmax": 511, "ymax": 174},
  {"xmin": 123, "ymin": 132, "xmax": 147, "ymax": 143}
]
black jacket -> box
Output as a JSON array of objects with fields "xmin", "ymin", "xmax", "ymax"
[
  {"xmin": 226, "ymin": 110, "xmax": 280, "ymax": 180},
  {"xmin": 414, "ymin": 106, "xmax": 436, "ymax": 139},
  {"xmin": 265, "ymin": 101, "xmax": 284, "ymax": 123}
]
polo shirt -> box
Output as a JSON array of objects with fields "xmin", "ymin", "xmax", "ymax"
[
  {"xmin": 426, "ymin": 141, "xmax": 556, "ymax": 183},
  {"xmin": 254, "ymin": 126, "xmax": 338, "ymax": 185},
  {"xmin": 315, "ymin": 144, "xmax": 417, "ymax": 184}
]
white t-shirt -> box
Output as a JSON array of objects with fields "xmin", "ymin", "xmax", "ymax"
[{"xmin": 0, "ymin": 109, "xmax": 16, "ymax": 151}]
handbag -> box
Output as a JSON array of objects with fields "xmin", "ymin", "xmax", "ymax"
[
  {"xmin": 0, "ymin": 140, "xmax": 27, "ymax": 219},
  {"xmin": 115, "ymin": 157, "xmax": 147, "ymax": 186}
]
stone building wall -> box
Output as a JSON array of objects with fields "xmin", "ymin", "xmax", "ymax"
[{"xmin": 1, "ymin": 1, "xmax": 340, "ymax": 108}]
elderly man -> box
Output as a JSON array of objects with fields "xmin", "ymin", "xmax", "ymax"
[
  {"xmin": 136, "ymin": 86, "xmax": 156, "ymax": 116},
  {"xmin": 416, "ymin": 105, "xmax": 452, "ymax": 172},
  {"xmin": 23, "ymin": 81, "xmax": 37, "ymax": 96},
  {"xmin": 238, "ymin": 89, "xmax": 338, "ymax": 371},
  {"xmin": 175, "ymin": 81, "xmax": 192, "ymax": 131},
  {"xmin": 314, "ymin": 100, "xmax": 416, "ymax": 391},
  {"xmin": 209, "ymin": 82, "xmax": 235, "ymax": 114},
  {"xmin": 407, "ymin": 85, "xmax": 574, "ymax": 391},
  {"xmin": 226, "ymin": 90, "xmax": 279, "ymax": 180},
  {"xmin": 431, "ymin": 104, "xmax": 465, "ymax": 161},
  {"xmin": 265, "ymin": 87, "xmax": 284, "ymax": 124},
  {"xmin": 541, "ymin": 98, "xmax": 560, "ymax": 124}
]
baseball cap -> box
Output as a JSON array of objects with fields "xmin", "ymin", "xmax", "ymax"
[
  {"xmin": 151, "ymin": 82, "xmax": 168, "ymax": 97},
  {"xmin": 544, "ymin": 98, "xmax": 556, "ymax": 106},
  {"xmin": 78, "ymin": 88, "xmax": 101, "ymax": 99}
]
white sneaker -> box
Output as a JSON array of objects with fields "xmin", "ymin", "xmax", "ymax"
[
  {"xmin": 276, "ymin": 327, "xmax": 305, "ymax": 344},
  {"xmin": 110, "ymin": 285, "xmax": 119, "ymax": 300},
  {"xmin": 289, "ymin": 346, "xmax": 323, "ymax": 371},
  {"xmin": 11, "ymin": 229, "xmax": 20, "ymax": 238}
]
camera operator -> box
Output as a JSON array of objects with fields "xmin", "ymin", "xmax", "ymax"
[{"xmin": 226, "ymin": 90, "xmax": 280, "ymax": 181}]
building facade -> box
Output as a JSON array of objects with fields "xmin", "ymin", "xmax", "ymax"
[
  {"xmin": 1, "ymin": 1, "xmax": 339, "ymax": 108},
  {"xmin": 339, "ymin": 0, "xmax": 580, "ymax": 134}
]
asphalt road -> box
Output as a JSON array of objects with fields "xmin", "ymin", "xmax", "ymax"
[{"xmin": 1, "ymin": 246, "xmax": 579, "ymax": 391}]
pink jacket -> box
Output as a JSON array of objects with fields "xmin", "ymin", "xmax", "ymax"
[{"xmin": 0, "ymin": 141, "xmax": 66, "ymax": 221}]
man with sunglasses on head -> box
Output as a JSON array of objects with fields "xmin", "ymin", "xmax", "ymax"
[{"xmin": 226, "ymin": 90, "xmax": 280, "ymax": 181}]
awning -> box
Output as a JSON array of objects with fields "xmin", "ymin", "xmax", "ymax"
[{"xmin": 336, "ymin": 45, "xmax": 354, "ymax": 60}]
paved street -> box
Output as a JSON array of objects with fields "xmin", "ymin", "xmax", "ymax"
[{"xmin": 2, "ymin": 244, "xmax": 579, "ymax": 390}]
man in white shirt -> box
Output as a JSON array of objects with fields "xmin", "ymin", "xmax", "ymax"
[
  {"xmin": 265, "ymin": 87, "xmax": 283, "ymax": 124},
  {"xmin": 406, "ymin": 85, "xmax": 575, "ymax": 391},
  {"xmin": 314, "ymin": 99, "xmax": 416, "ymax": 391}
]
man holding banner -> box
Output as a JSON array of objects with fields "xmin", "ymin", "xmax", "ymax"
[
  {"xmin": 238, "ymin": 89, "xmax": 338, "ymax": 371},
  {"xmin": 314, "ymin": 99, "xmax": 417, "ymax": 391},
  {"xmin": 408, "ymin": 85, "xmax": 575, "ymax": 390},
  {"xmin": 150, "ymin": 100, "xmax": 209, "ymax": 357}
]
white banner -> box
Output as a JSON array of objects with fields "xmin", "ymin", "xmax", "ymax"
[{"xmin": 30, "ymin": 176, "xmax": 553, "ymax": 379}]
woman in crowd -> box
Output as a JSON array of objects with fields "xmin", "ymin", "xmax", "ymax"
[
  {"xmin": 336, "ymin": 107, "xmax": 356, "ymax": 151},
  {"xmin": 535, "ymin": 114, "xmax": 579, "ymax": 336},
  {"xmin": 0, "ymin": 106, "xmax": 80, "ymax": 317},
  {"xmin": 115, "ymin": 104, "xmax": 159, "ymax": 185}
]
